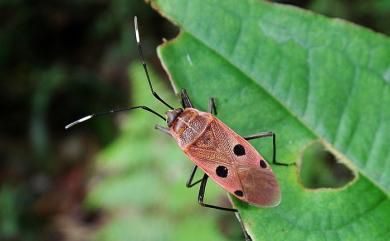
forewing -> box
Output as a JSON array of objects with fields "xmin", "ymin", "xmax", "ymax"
[
  {"xmin": 185, "ymin": 121, "xmax": 244, "ymax": 194},
  {"xmin": 188, "ymin": 122, "xmax": 231, "ymax": 164},
  {"xmin": 185, "ymin": 116, "xmax": 281, "ymax": 207},
  {"xmin": 237, "ymin": 166, "xmax": 281, "ymax": 207}
]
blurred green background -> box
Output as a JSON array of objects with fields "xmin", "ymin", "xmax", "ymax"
[{"xmin": 1, "ymin": 0, "xmax": 389, "ymax": 240}]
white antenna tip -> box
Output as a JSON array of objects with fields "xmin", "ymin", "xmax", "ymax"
[
  {"xmin": 134, "ymin": 16, "xmax": 140, "ymax": 43},
  {"xmin": 65, "ymin": 115, "xmax": 92, "ymax": 129}
]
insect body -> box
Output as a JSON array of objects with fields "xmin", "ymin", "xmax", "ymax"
[
  {"xmin": 66, "ymin": 17, "xmax": 286, "ymax": 213},
  {"xmin": 166, "ymin": 107, "xmax": 280, "ymax": 208}
]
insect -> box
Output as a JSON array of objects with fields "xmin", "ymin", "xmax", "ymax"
[{"xmin": 66, "ymin": 17, "xmax": 289, "ymax": 212}]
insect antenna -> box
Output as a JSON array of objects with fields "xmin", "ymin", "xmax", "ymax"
[
  {"xmin": 134, "ymin": 16, "xmax": 174, "ymax": 110},
  {"xmin": 65, "ymin": 106, "xmax": 166, "ymax": 129}
]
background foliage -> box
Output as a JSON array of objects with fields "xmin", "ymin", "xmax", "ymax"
[{"xmin": 1, "ymin": 0, "xmax": 389, "ymax": 240}]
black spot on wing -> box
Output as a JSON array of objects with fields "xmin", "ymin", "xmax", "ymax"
[
  {"xmin": 216, "ymin": 165, "xmax": 228, "ymax": 178},
  {"xmin": 234, "ymin": 190, "xmax": 244, "ymax": 197},
  {"xmin": 260, "ymin": 160, "xmax": 267, "ymax": 168},
  {"xmin": 233, "ymin": 144, "xmax": 245, "ymax": 156}
]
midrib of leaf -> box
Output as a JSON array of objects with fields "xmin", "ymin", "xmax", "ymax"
[{"xmin": 151, "ymin": 0, "xmax": 390, "ymax": 195}]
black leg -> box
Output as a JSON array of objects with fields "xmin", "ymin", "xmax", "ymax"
[
  {"xmin": 198, "ymin": 174, "xmax": 237, "ymax": 212},
  {"xmin": 155, "ymin": 124, "xmax": 171, "ymax": 136},
  {"xmin": 186, "ymin": 165, "xmax": 203, "ymax": 188},
  {"xmin": 235, "ymin": 212, "xmax": 252, "ymax": 241},
  {"xmin": 244, "ymin": 132, "xmax": 294, "ymax": 166},
  {"xmin": 208, "ymin": 97, "xmax": 217, "ymax": 115},
  {"xmin": 181, "ymin": 89, "xmax": 193, "ymax": 108},
  {"xmin": 244, "ymin": 131, "xmax": 273, "ymax": 140},
  {"xmin": 196, "ymin": 174, "xmax": 250, "ymax": 240}
]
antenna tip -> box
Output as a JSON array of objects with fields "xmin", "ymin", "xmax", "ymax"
[
  {"xmin": 134, "ymin": 16, "xmax": 140, "ymax": 43},
  {"xmin": 65, "ymin": 115, "xmax": 92, "ymax": 130}
]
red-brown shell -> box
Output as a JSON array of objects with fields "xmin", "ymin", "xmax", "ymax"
[{"xmin": 169, "ymin": 108, "xmax": 281, "ymax": 207}]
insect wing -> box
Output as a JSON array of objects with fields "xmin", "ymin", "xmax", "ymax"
[
  {"xmin": 185, "ymin": 117, "xmax": 281, "ymax": 207},
  {"xmin": 237, "ymin": 166, "xmax": 281, "ymax": 207}
]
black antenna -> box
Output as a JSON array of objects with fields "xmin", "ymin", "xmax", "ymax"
[
  {"xmin": 134, "ymin": 16, "xmax": 174, "ymax": 110},
  {"xmin": 65, "ymin": 106, "xmax": 166, "ymax": 129}
]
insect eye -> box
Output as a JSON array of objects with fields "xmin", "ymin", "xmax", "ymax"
[
  {"xmin": 233, "ymin": 144, "xmax": 245, "ymax": 156},
  {"xmin": 260, "ymin": 160, "xmax": 267, "ymax": 168}
]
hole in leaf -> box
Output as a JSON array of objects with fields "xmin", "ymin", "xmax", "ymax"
[{"xmin": 299, "ymin": 142, "xmax": 355, "ymax": 189}]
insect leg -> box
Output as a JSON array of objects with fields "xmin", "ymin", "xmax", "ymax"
[
  {"xmin": 198, "ymin": 174, "xmax": 237, "ymax": 212},
  {"xmin": 186, "ymin": 165, "xmax": 203, "ymax": 188},
  {"xmin": 181, "ymin": 89, "xmax": 193, "ymax": 108},
  {"xmin": 235, "ymin": 212, "xmax": 252, "ymax": 241},
  {"xmin": 244, "ymin": 132, "xmax": 294, "ymax": 166},
  {"xmin": 155, "ymin": 124, "xmax": 171, "ymax": 136},
  {"xmin": 198, "ymin": 175, "xmax": 250, "ymax": 240},
  {"xmin": 244, "ymin": 131, "xmax": 273, "ymax": 140},
  {"xmin": 208, "ymin": 97, "xmax": 217, "ymax": 115}
]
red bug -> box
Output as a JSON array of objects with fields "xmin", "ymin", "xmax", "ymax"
[{"xmin": 66, "ymin": 17, "xmax": 288, "ymax": 212}]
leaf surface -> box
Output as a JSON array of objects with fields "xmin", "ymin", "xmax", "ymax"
[{"xmin": 152, "ymin": 0, "xmax": 390, "ymax": 240}]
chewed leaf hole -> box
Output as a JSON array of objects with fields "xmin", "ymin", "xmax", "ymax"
[{"xmin": 299, "ymin": 142, "xmax": 355, "ymax": 189}]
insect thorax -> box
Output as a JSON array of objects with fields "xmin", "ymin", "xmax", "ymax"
[{"xmin": 169, "ymin": 108, "xmax": 212, "ymax": 148}]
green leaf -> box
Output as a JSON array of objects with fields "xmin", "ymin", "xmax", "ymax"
[{"xmin": 152, "ymin": 0, "xmax": 390, "ymax": 240}]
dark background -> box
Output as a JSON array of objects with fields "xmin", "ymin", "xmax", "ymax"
[{"xmin": 1, "ymin": 0, "xmax": 389, "ymax": 240}]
